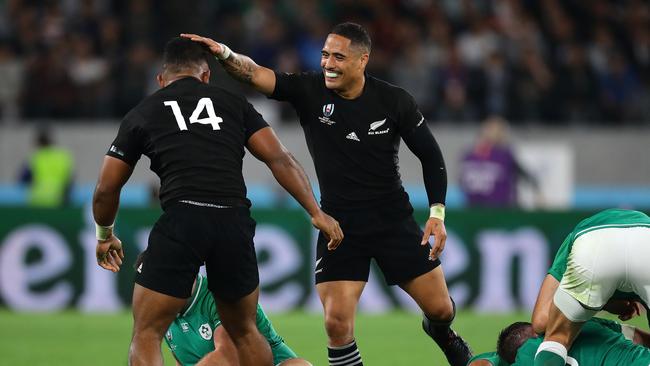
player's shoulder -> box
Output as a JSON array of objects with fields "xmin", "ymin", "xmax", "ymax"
[
  {"xmin": 367, "ymin": 75, "xmax": 413, "ymax": 100},
  {"xmin": 366, "ymin": 74, "xmax": 415, "ymax": 110}
]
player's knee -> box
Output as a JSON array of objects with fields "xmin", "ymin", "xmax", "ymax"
[
  {"xmin": 324, "ymin": 313, "xmax": 354, "ymax": 340},
  {"xmin": 423, "ymin": 298, "xmax": 455, "ymax": 323}
]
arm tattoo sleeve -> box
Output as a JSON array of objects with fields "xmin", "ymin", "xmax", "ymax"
[{"xmin": 219, "ymin": 53, "xmax": 257, "ymax": 84}]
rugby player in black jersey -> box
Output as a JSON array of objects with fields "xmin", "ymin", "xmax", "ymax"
[
  {"xmin": 183, "ymin": 22, "xmax": 471, "ymax": 366},
  {"xmin": 92, "ymin": 37, "xmax": 343, "ymax": 366}
]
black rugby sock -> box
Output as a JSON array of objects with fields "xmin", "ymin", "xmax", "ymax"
[{"xmin": 328, "ymin": 340, "xmax": 363, "ymax": 366}]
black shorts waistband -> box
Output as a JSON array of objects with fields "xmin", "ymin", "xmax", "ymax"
[{"xmin": 179, "ymin": 200, "xmax": 233, "ymax": 209}]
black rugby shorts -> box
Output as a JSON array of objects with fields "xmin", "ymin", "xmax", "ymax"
[
  {"xmin": 315, "ymin": 206, "xmax": 440, "ymax": 285},
  {"xmin": 135, "ymin": 203, "xmax": 259, "ymax": 301}
]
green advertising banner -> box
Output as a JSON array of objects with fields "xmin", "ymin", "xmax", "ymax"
[{"xmin": 0, "ymin": 207, "xmax": 594, "ymax": 312}]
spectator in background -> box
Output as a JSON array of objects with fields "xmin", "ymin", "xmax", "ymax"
[
  {"xmin": 459, "ymin": 116, "xmax": 538, "ymax": 208},
  {"xmin": 18, "ymin": 128, "xmax": 73, "ymax": 207},
  {"xmin": 0, "ymin": 41, "xmax": 23, "ymax": 122}
]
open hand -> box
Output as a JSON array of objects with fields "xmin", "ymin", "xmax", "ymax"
[{"xmin": 180, "ymin": 33, "xmax": 224, "ymax": 56}]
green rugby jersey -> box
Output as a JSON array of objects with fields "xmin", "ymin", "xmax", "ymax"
[
  {"xmin": 164, "ymin": 275, "xmax": 297, "ymax": 366},
  {"xmin": 548, "ymin": 209, "xmax": 650, "ymax": 281},
  {"xmin": 468, "ymin": 351, "xmax": 508, "ymax": 366},
  {"xmin": 512, "ymin": 318, "xmax": 650, "ymax": 365}
]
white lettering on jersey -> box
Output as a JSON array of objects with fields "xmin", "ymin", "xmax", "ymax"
[{"xmin": 164, "ymin": 98, "xmax": 223, "ymax": 131}]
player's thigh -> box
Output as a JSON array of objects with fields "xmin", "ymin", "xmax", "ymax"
[
  {"xmin": 132, "ymin": 283, "xmax": 187, "ymax": 336},
  {"xmin": 373, "ymin": 214, "xmax": 438, "ymax": 286},
  {"xmin": 625, "ymin": 227, "xmax": 650, "ymax": 305},
  {"xmin": 214, "ymin": 286, "xmax": 260, "ymax": 338},
  {"xmin": 205, "ymin": 207, "xmax": 260, "ymax": 302},
  {"xmin": 400, "ymin": 266, "xmax": 453, "ymax": 317},
  {"xmin": 559, "ymin": 230, "xmax": 625, "ymax": 309},
  {"xmin": 316, "ymin": 280, "xmax": 365, "ymax": 319}
]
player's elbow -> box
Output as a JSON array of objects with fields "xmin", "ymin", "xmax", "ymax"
[{"xmin": 531, "ymin": 313, "xmax": 548, "ymax": 334}]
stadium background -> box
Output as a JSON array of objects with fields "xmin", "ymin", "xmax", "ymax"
[{"xmin": 0, "ymin": 0, "xmax": 648, "ymax": 364}]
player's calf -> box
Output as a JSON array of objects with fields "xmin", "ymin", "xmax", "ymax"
[{"xmin": 422, "ymin": 298, "xmax": 472, "ymax": 366}]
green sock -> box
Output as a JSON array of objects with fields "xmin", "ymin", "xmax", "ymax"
[{"xmin": 534, "ymin": 350, "xmax": 566, "ymax": 366}]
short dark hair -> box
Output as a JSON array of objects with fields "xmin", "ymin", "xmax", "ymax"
[
  {"xmin": 163, "ymin": 37, "xmax": 210, "ymax": 72},
  {"xmin": 331, "ymin": 22, "xmax": 371, "ymax": 53},
  {"xmin": 497, "ymin": 322, "xmax": 534, "ymax": 363}
]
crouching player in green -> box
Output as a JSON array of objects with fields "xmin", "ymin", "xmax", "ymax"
[
  {"xmin": 164, "ymin": 273, "xmax": 311, "ymax": 366},
  {"xmin": 468, "ymin": 317, "xmax": 650, "ymax": 365},
  {"xmin": 531, "ymin": 208, "xmax": 650, "ymax": 365}
]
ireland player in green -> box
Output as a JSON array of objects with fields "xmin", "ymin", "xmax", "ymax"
[
  {"xmin": 529, "ymin": 209, "xmax": 650, "ymax": 366},
  {"xmin": 468, "ymin": 317, "xmax": 650, "ymax": 366},
  {"xmin": 164, "ymin": 274, "xmax": 311, "ymax": 366}
]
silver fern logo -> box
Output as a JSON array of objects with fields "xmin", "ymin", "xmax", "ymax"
[
  {"xmin": 369, "ymin": 119, "xmax": 386, "ymax": 130},
  {"xmin": 368, "ymin": 118, "xmax": 389, "ymax": 135}
]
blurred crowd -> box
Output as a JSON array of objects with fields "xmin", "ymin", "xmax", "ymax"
[{"xmin": 0, "ymin": 0, "xmax": 648, "ymax": 124}]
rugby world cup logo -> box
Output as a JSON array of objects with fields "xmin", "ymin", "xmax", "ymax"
[{"xmin": 323, "ymin": 103, "xmax": 335, "ymax": 117}]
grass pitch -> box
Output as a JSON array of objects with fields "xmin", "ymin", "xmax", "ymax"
[{"xmin": 1, "ymin": 309, "xmax": 645, "ymax": 365}]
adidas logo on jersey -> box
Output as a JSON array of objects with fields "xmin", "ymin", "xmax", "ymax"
[{"xmin": 346, "ymin": 132, "xmax": 360, "ymax": 141}]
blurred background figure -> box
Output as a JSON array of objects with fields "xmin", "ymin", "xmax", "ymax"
[
  {"xmin": 17, "ymin": 127, "xmax": 73, "ymax": 207},
  {"xmin": 459, "ymin": 116, "xmax": 538, "ymax": 208}
]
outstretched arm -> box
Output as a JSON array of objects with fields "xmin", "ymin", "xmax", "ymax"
[
  {"xmin": 92, "ymin": 156, "xmax": 132, "ymax": 272},
  {"xmin": 247, "ymin": 127, "xmax": 343, "ymax": 249},
  {"xmin": 181, "ymin": 33, "xmax": 277, "ymax": 96}
]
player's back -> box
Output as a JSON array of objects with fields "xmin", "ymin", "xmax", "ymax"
[
  {"xmin": 572, "ymin": 209, "xmax": 650, "ymax": 239},
  {"xmin": 108, "ymin": 77, "xmax": 268, "ymax": 210}
]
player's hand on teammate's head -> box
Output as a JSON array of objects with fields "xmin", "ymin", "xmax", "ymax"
[
  {"xmin": 421, "ymin": 217, "xmax": 447, "ymax": 260},
  {"xmin": 311, "ymin": 211, "xmax": 344, "ymax": 250},
  {"xmin": 180, "ymin": 33, "xmax": 223, "ymax": 56},
  {"xmin": 96, "ymin": 235, "xmax": 124, "ymax": 273}
]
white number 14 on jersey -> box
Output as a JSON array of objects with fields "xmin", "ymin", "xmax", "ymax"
[{"xmin": 164, "ymin": 98, "xmax": 223, "ymax": 131}]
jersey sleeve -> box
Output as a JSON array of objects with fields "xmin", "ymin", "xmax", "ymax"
[
  {"xmin": 396, "ymin": 90, "xmax": 425, "ymax": 137},
  {"xmin": 255, "ymin": 304, "xmax": 284, "ymax": 347},
  {"xmin": 269, "ymin": 71, "xmax": 313, "ymax": 104},
  {"xmin": 548, "ymin": 233, "xmax": 573, "ymax": 281},
  {"xmin": 242, "ymin": 100, "xmax": 270, "ymax": 140},
  {"xmin": 106, "ymin": 110, "xmax": 146, "ymax": 166}
]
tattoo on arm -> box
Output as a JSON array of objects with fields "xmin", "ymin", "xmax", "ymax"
[{"xmin": 219, "ymin": 53, "xmax": 257, "ymax": 84}]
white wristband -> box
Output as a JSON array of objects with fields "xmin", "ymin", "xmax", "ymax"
[
  {"xmin": 96, "ymin": 223, "xmax": 114, "ymax": 241},
  {"xmin": 429, "ymin": 205, "xmax": 445, "ymax": 221},
  {"xmin": 216, "ymin": 43, "xmax": 232, "ymax": 60}
]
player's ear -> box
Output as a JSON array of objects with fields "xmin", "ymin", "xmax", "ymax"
[
  {"xmin": 359, "ymin": 53, "xmax": 369, "ymax": 71},
  {"xmin": 200, "ymin": 69, "xmax": 211, "ymax": 84},
  {"xmin": 156, "ymin": 73, "xmax": 165, "ymax": 88}
]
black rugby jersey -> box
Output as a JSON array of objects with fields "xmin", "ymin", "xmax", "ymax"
[
  {"xmin": 106, "ymin": 77, "xmax": 268, "ymax": 210},
  {"xmin": 271, "ymin": 71, "xmax": 425, "ymax": 211}
]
